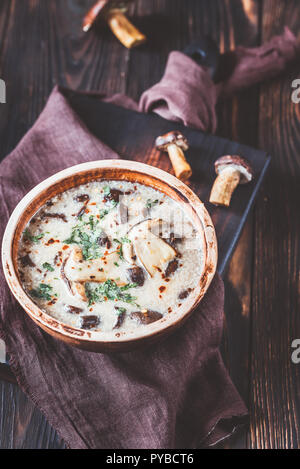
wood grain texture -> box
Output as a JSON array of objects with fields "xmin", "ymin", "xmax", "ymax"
[{"xmin": 249, "ymin": 0, "xmax": 300, "ymax": 449}]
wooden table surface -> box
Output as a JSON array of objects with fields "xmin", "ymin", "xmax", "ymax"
[{"xmin": 0, "ymin": 0, "xmax": 299, "ymax": 449}]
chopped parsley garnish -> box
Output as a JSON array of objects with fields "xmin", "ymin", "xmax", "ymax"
[
  {"xmin": 146, "ymin": 199, "xmax": 159, "ymax": 209},
  {"xmin": 24, "ymin": 229, "xmax": 44, "ymax": 244},
  {"xmin": 30, "ymin": 283, "xmax": 53, "ymax": 301},
  {"xmin": 85, "ymin": 280, "xmax": 138, "ymax": 307},
  {"xmin": 42, "ymin": 262, "xmax": 55, "ymax": 272}
]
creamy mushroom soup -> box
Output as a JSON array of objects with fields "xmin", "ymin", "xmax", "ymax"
[{"xmin": 18, "ymin": 181, "xmax": 204, "ymax": 332}]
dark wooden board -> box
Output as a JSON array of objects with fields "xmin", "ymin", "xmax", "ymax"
[{"xmin": 249, "ymin": 0, "xmax": 300, "ymax": 449}]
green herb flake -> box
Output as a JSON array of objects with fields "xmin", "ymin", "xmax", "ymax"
[
  {"xmin": 99, "ymin": 209, "xmax": 109, "ymax": 219},
  {"xmin": 85, "ymin": 280, "xmax": 137, "ymax": 307},
  {"xmin": 146, "ymin": 199, "xmax": 159, "ymax": 209},
  {"xmin": 113, "ymin": 238, "xmax": 124, "ymax": 260},
  {"xmin": 103, "ymin": 186, "xmax": 111, "ymax": 196},
  {"xmin": 121, "ymin": 236, "xmax": 131, "ymax": 244},
  {"xmin": 82, "ymin": 215, "xmax": 99, "ymax": 231},
  {"xmin": 63, "ymin": 223, "xmax": 103, "ymax": 261}
]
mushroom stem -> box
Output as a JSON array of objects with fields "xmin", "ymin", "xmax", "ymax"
[
  {"xmin": 209, "ymin": 167, "xmax": 241, "ymax": 207},
  {"xmin": 106, "ymin": 10, "xmax": 146, "ymax": 48},
  {"xmin": 167, "ymin": 144, "xmax": 192, "ymax": 181}
]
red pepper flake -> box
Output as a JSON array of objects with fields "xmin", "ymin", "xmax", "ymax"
[
  {"xmin": 89, "ymin": 202, "xmax": 97, "ymax": 206},
  {"xmin": 62, "ymin": 245, "xmax": 69, "ymax": 250},
  {"xmin": 159, "ymin": 286, "xmax": 166, "ymax": 294},
  {"xmin": 168, "ymin": 307, "xmax": 172, "ymax": 313},
  {"xmin": 46, "ymin": 238, "xmax": 56, "ymax": 245}
]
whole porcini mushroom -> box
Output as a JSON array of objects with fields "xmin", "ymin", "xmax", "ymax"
[
  {"xmin": 209, "ymin": 155, "xmax": 253, "ymax": 207},
  {"xmin": 155, "ymin": 131, "xmax": 192, "ymax": 182},
  {"xmin": 82, "ymin": 0, "xmax": 146, "ymax": 49}
]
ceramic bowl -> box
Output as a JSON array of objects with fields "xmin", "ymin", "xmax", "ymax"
[{"xmin": 2, "ymin": 160, "xmax": 217, "ymax": 352}]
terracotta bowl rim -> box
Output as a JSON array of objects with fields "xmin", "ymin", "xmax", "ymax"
[{"xmin": 2, "ymin": 159, "xmax": 218, "ymax": 347}]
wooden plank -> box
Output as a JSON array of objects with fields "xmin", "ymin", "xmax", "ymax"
[
  {"xmin": 0, "ymin": 0, "xmax": 128, "ymax": 449},
  {"xmin": 0, "ymin": 379, "xmax": 65, "ymax": 449},
  {"xmin": 249, "ymin": 0, "xmax": 300, "ymax": 449}
]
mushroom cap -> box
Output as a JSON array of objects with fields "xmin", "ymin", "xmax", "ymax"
[
  {"xmin": 83, "ymin": 0, "xmax": 134, "ymax": 31},
  {"xmin": 155, "ymin": 131, "xmax": 189, "ymax": 152},
  {"xmin": 215, "ymin": 155, "xmax": 253, "ymax": 184}
]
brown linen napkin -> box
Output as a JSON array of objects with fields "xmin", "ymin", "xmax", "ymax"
[
  {"xmin": 140, "ymin": 27, "xmax": 300, "ymax": 131},
  {"xmin": 0, "ymin": 86, "xmax": 247, "ymax": 449}
]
